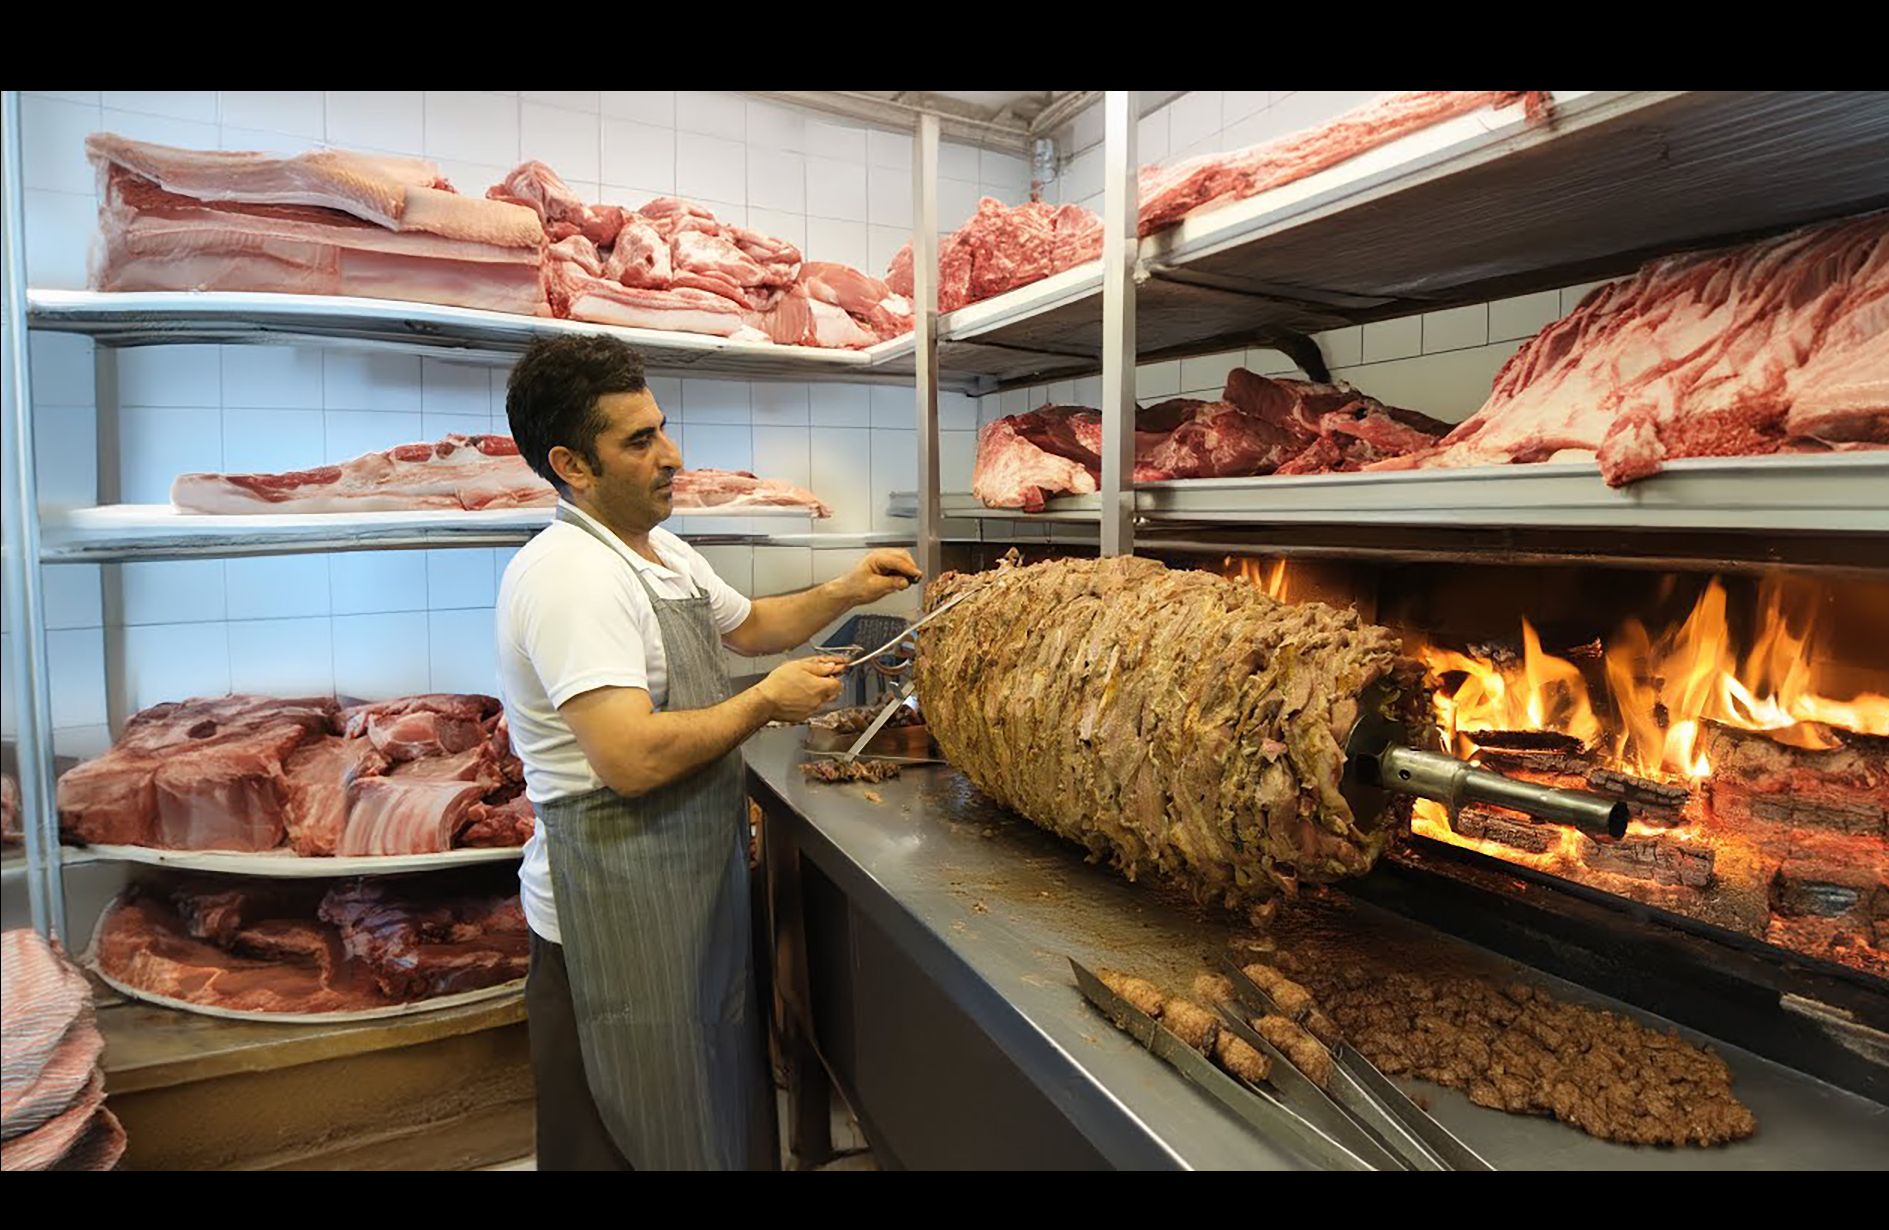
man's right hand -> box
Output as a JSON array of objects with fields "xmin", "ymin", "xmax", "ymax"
[{"xmin": 758, "ymin": 655, "xmax": 846, "ymax": 723}]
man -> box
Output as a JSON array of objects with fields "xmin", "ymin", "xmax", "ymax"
[{"xmin": 496, "ymin": 335, "xmax": 920, "ymax": 1171}]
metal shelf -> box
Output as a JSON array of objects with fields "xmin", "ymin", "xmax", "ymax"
[
  {"xmin": 926, "ymin": 453, "xmax": 1889, "ymax": 535},
  {"xmin": 37, "ymin": 503, "xmax": 824, "ymax": 563},
  {"xmin": 26, "ymin": 288, "xmax": 930, "ymax": 382},
  {"xmin": 935, "ymin": 91, "xmax": 1889, "ymax": 386}
]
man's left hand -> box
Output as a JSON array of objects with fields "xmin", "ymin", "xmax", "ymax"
[{"xmin": 842, "ymin": 548, "xmax": 922, "ymax": 604}]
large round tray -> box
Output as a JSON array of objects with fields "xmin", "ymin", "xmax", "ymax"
[
  {"xmin": 89, "ymin": 962, "xmax": 523, "ymax": 1024},
  {"xmin": 803, "ymin": 723, "xmax": 934, "ymax": 758},
  {"xmin": 72, "ymin": 843, "xmax": 524, "ymax": 878}
]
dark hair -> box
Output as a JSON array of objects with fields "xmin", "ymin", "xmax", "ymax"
[{"xmin": 505, "ymin": 335, "xmax": 649, "ymax": 493}]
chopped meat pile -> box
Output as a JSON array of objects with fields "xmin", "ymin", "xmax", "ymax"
[
  {"xmin": 1391, "ymin": 210, "xmax": 1889, "ymax": 485},
  {"xmin": 170, "ymin": 438, "xmax": 831, "ymax": 518},
  {"xmin": 916, "ymin": 553, "xmax": 1429, "ymax": 907},
  {"xmin": 971, "ymin": 366, "xmax": 1450, "ymax": 511},
  {"xmin": 55, "ymin": 692, "xmax": 534, "ymax": 857},
  {"xmin": 94, "ymin": 871, "xmax": 527, "ymax": 1015},
  {"xmin": 87, "ymin": 134, "xmax": 908, "ymax": 348},
  {"xmin": 809, "ymin": 702, "xmax": 924, "ymax": 735},
  {"xmin": 799, "ymin": 759, "xmax": 902, "ymax": 784},
  {"xmin": 1, "ymin": 929, "xmax": 124, "ymax": 1171},
  {"xmin": 1268, "ymin": 943, "xmax": 1759, "ymax": 1147}
]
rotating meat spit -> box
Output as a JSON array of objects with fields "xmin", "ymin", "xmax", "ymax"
[{"xmin": 1339, "ymin": 685, "xmax": 1629, "ymax": 841}]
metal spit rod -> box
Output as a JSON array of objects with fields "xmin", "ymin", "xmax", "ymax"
[
  {"xmin": 1369, "ymin": 744, "xmax": 1630, "ymax": 839},
  {"xmin": 1341, "ymin": 685, "xmax": 1630, "ymax": 841}
]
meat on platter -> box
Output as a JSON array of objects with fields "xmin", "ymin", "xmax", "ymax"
[
  {"xmin": 169, "ymin": 433, "xmax": 832, "ymax": 518},
  {"xmin": 1384, "ymin": 210, "xmax": 1889, "ymax": 485},
  {"xmin": 86, "ymin": 134, "xmax": 910, "ymax": 348},
  {"xmin": 971, "ymin": 366, "xmax": 1451, "ymax": 511},
  {"xmin": 1, "ymin": 929, "xmax": 124, "ymax": 1171},
  {"xmin": 55, "ymin": 692, "xmax": 534, "ymax": 858},
  {"xmin": 93, "ymin": 871, "xmax": 528, "ymax": 1015},
  {"xmin": 914, "ymin": 552, "xmax": 1431, "ymax": 908}
]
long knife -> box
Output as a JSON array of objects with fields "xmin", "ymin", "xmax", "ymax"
[
  {"xmin": 841, "ymin": 591, "xmax": 971, "ymax": 673},
  {"xmin": 1068, "ymin": 958, "xmax": 1377, "ymax": 1172},
  {"xmin": 1215, "ymin": 955, "xmax": 1492, "ymax": 1172},
  {"xmin": 837, "ymin": 680, "xmax": 915, "ymax": 763}
]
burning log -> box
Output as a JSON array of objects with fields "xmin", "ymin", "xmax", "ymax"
[
  {"xmin": 1701, "ymin": 722, "xmax": 1888, "ymax": 838},
  {"xmin": 1465, "ymin": 729, "xmax": 1694, "ymax": 825},
  {"xmin": 1576, "ymin": 832, "xmax": 1715, "ymax": 888},
  {"xmin": 1453, "ymin": 804, "xmax": 1560, "ymax": 854}
]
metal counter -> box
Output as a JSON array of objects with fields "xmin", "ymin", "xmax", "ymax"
[{"xmin": 746, "ymin": 727, "xmax": 1889, "ymax": 1171}]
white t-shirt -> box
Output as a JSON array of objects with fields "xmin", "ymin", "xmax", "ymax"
[{"xmin": 496, "ymin": 501, "xmax": 753, "ymax": 943}]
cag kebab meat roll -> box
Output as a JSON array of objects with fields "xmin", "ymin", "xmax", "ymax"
[{"xmin": 914, "ymin": 553, "xmax": 1431, "ymax": 909}]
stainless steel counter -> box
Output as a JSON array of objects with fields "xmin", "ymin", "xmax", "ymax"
[{"xmin": 746, "ymin": 727, "xmax": 1889, "ymax": 1170}]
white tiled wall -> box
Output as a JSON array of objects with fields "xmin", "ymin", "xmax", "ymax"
[{"xmin": 11, "ymin": 90, "xmax": 1010, "ymax": 737}]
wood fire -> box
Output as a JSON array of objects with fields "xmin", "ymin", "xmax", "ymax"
[{"xmin": 1411, "ymin": 574, "xmax": 1888, "ymax": 980}]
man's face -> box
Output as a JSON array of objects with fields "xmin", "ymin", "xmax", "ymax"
[{"xmin": 567, "ymin": 389, "xmax": 681, "ymax": 530}]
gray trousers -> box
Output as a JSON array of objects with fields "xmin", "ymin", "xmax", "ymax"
[{"xmin": 525, "ymin": 931, "xmax": 634, "ymax": 1171}]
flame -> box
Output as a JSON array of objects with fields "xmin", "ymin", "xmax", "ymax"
[
  {"xmin": 1421, "ymin": 619, "xmax": 1604, "ymax": 758},
  {"xmin": 1221, "ymin": 555, "xmax": 1291, "ymax": 601},
  {"xmin": 1606, "ymin": 577, "xmax": 1889, "ymax": 779}
]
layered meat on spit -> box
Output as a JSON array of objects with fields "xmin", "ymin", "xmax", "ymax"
[{"xmin": 915, "ymin": 554, "xmax": 1430, "ymax": 910}]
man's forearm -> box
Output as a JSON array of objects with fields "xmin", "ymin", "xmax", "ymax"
[
  {"xmin": 616, "ymin": 687, "xmax": 774, "ymax": 796},
  {"xmin": 734, "ymin": 579, "xmax": 861, "ymax": 654}
]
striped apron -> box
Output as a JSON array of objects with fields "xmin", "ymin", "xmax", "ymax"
[{"xmin": 536, "ymin": 507, "xmax": 772, "ymax": 1170}]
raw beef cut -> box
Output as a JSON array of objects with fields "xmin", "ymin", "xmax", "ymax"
[
  {"xmin": 749, "ymin": 261, "xmax": 913, "ymax": 347},
  {"xmin": 89, "ymin": 138, "xmax": 550, "ymax": 317},
  {"xmin": 85, "ymin": 132, "xmax": 900, "ymax": 348},
  {"xmin": 151, "ymin": 720, "xmax": 309, "ymax": 851},
  {"xmin": 0, "ymin": 930, "xmax": 118, "ymax": 1171},
  {"xmin": 172, "ymin": 433, "xmax": 554, "ymax": 514},
  {"xmin": 58, "ymin": 691, "xmax": 530, "ymax": 857},
  {"xmin": 914, "ymin": 554, "xmax": 1430, "ymax": 906},
  {"xmin": 94, "ymin": 871, "xmax": 527, "ymax": 1016},
  {"xmin": 318, "ymin": 880, "xmax": 530, "ymax": 999},
  {"xmin": 971, "ymin": 367, "xmax": 1449, "ymax": 510},
  {"xmin": 338, "ymin": 777, "xmax": 487, "ymax": 857},
  {"xmin": 57, "ymin": 694, "xmax": 337, "ymax": 848},
  {"xmin": 169, "ymin": 435, "xmax": 834, "ymax": 518},
  {"xmin": 282, "ymin": 737, "xmax": 392, "ymax": 857},
  {"xmin": 456, "ymin": 795, "xmax": 536, "ymax": 848},
  {"xmin": 886, "ymin": 197, "xmax": 1103, "ymax": 314},
  {"xmin": 670, "ymin": 468, "xmax": 834, "ymax": 516},
  {"xmin": 888, "ymin": 94, "xmax": 1545, "ymax": 312},
  {"xmin": 1136, "ymin": 91, "xmax": 1550, "ymax": 236},
  {"xmin": 338, "ymin": 692, "xmax": 499, "ymax": 740},
  {"xmin": 487, "ymin": 160, "xmax": 625, "ymax": 247},
  {"xmin": 1398, "ymin": 211, "xmax": 1889, "ymax": 484}
]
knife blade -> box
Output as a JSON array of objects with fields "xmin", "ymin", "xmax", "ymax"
[
  {"xmin": 838, "ymin": 681, "xmax": 915, "ymax": 763},
  {"xmin": 841, "ymin": 591, "xmax": 970, "ymax": 673}
]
